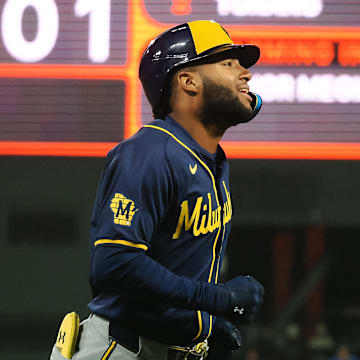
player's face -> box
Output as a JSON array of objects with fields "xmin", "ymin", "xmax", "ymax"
[{"xmin": 199, "ymin": 58, "xmax": 254, "ymax": 130}]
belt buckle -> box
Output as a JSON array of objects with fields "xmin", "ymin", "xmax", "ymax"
[{"xmin": 170, "ymin": 340, "xmax": 209, "ymax": 360}]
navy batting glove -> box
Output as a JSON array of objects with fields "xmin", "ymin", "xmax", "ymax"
[
  {"xmin": 212, "ymin": 317, "xmax": 242, "ymax": 349},
  {"xmin": 207, "ymin": 317, "xmax": 242, "ymax": 360},
  {"xmin": 224, "ymin": 275, "xmax": 264, "ymax": 324}
]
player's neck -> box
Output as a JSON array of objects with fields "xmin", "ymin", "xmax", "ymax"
[{"xmin": 170, "ymin": 111, "xmax": 222, "ymax": 154}]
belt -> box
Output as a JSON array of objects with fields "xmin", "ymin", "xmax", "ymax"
[
  {"xmin": 167, "ymin": 341, "xmax": 209, "ymax": 360},
  {"xmin": 109, "ymin": 321, "xmax": 140, "ymax": 354},
  {"xmin": 105, "ymin": 316, "xmax": 208, "ymax": 359}
]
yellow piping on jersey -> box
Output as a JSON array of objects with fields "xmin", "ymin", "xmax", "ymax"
[
  {"xmin": 94, "ymin": 239, "xmax": 148, "ymax": 251},
  {"xmin": 215, "ymin": 181, "xmax": 233, "ymax": 283},
  {"xmin": 144, "ymin": 125, "xmax": 220, "ymax": 205},
  {"xmin": 193, "ymin": 310, "xmax": 203, "ymax": 341},
  {"xmin": 144, "ymin": 124, "xmax": 224, "ymax": 341},
  {"xmin": 101, "ymin": 340, "xmax": 117, "ymax": 360}
]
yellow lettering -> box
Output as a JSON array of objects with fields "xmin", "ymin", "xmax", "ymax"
[
  {"xmin": 198, "ymin": 212, "xmax": 208, "ymax": 235},
  {"xmin": 206, "ymin": 193, "xmax": 214, "ymax": 232},
  {"xmin": 172, "ymin": 197, "xmax": 202, "ymax": 239},
  {"xmin": 222, "ymin": 181, "xmax": 232, "ymax": 225},
  {"xmin": 198, "ymin": 202, "xmax": 209, "ymax": 235},
  {"xmin": 211, "ymin": 209, "xmax": 216, "ymax": 229},
  {"xmin": 217, "ymin": 207, "xmax": 221, "ymax": 227},
  {"xmin": 172, "ymin": 193, "xmax": 223, "ymax": 239}
]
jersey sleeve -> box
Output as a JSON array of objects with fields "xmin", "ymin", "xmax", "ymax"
[{"xmin": 90, "ymin": 138, "xmax": 173, "ymax": 249}]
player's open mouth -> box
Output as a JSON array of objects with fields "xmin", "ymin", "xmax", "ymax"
[{"xmin": 239, "ymin": 88, "xmax": 252, "ymax": 102}]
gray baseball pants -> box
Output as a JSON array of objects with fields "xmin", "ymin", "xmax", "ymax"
[{"xmin": 49, "ymin": 314, "xmax": 168, "ymax": 360}]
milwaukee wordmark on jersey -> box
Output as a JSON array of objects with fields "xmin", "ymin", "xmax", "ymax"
[{"xmin": 173, "ymin": 181, "xmax": 232, "ymax": 239}]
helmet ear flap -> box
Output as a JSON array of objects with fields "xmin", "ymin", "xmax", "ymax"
[{"xmin": 248, "ymin": 92, "xmax": 262, "ymax": 121}]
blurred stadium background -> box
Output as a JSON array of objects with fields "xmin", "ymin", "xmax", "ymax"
[{"xmin": 0, "ymin": 1, "xmax": 359, "ymax": 359}]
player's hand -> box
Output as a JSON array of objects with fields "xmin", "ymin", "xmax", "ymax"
[
  {"xmin": 212, "ymin": 317, "xmax": 242, "ymax": 349},
  {"xmin": 206, "ymin": 317, "xmax": 242, "ymax": 360},
  {"xmin": 224, "ymin": 275, "xmax": 264, "ymax": 324}
]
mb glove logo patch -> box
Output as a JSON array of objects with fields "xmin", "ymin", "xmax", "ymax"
[{"xmin": 110, "ymin": 193, "xmax": 138, "ymax": 226}]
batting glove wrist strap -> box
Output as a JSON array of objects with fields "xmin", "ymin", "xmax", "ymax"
[{"xmin": 201, "ymin": 283, "xmax": 230, "ymax": 315}]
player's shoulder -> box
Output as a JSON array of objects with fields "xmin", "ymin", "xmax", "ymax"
[
  {"xmin": 111, "ymin": 119, "xmax": 194, "ymax": 163},
  {"xmin": 140, "ymin": 119, "xmax": 199, "ymax": 162},
  {"xmin": 103, "ymin": 120, "xmax": 177, "ymax": 181},
  {"xmin": 108, "ymin": 120, "xmax": 169, "ymax": 160}
]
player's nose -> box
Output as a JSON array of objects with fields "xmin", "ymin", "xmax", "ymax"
[
  {"xmin": 235, "ymin": 59, "xmax": 252, "ymax": 82},
  {"xmin": 239, "ymin": 66, "xmax": 252, "ymax": 82}
]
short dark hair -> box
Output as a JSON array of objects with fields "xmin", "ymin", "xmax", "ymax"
[
  {"xmin": 152, "ymin": 81, "xmax": 172, "ymax": 119},
  {"xmin": 152, "ymin": 95, "xmax": 172, "ymax": 119}
]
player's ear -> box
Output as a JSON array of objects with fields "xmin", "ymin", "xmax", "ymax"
[{"xmin": 175, "ymin": 68, "xmax": 201, "ymax": 96}]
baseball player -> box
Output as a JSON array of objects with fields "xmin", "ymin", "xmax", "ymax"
[{"xmin": 50, "ymin": 20, "xmax": 264, "ymax": 360}]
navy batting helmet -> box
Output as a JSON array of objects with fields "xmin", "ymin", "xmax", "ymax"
[{"xmin": 139, "ymin": 20, "xmax": 262, "ymax": 121}]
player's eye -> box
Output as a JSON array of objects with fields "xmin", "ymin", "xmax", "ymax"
[{"xmin": 222, "ymin": 60, "xmax": 233, "ymax": 66}]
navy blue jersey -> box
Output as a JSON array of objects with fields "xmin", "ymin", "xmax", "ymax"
[{"xmin": 88, "ymin": 116, "xmax": 233, "ymax": 346}]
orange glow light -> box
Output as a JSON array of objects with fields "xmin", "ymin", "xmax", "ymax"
[
  {"xmin": 0, "ymin": 142, "xmax": 117, "ymax": 157},
  {"xmin": 0, "ymin": 64, "xmax": 128, "ymax": 80},
  {"xmin": 338, "ymin": 40, "xmax": 360, "ymax": 67},
  {"xmin": 171, "ymin": 0, "xmax": 192, "ymax": 15},
  {"xmin": 0, "ymin": 141, "xmax": 360, "ymax": 160},
  {"xmin": 221, "ymin": 141, "xmax": 360, "ymax": 160},
  {"xmin": 239, "ymin": 39, "xmax": 336, "ymax": 66}
]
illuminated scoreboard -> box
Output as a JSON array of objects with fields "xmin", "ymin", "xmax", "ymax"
[{"xmin": 0, "ymin": 0, "xmax": 360, "ymax": 159}]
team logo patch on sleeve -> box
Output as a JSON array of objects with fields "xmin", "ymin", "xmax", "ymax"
[{"xmin": 110, "ymin": 193, "xmax": 138, "ymax": 226}]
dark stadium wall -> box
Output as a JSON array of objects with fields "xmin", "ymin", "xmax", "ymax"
[{"xmin": 1, "ymin": 156, "xmax": 360, "ymax": 357}]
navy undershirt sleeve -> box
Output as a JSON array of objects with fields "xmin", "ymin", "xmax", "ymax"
[{"xmin": 92, "ymin": 245, "xmax": 229, "ymax": 315}]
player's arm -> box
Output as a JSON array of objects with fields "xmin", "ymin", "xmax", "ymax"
[{"xmin": 92, "ymin": 244, "xmax": 229, "ymax": 313}]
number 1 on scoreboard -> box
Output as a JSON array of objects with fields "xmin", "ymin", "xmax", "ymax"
[{"xmin": 75, "ymin": 0, "xmax": 111, "ymax": 63}]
